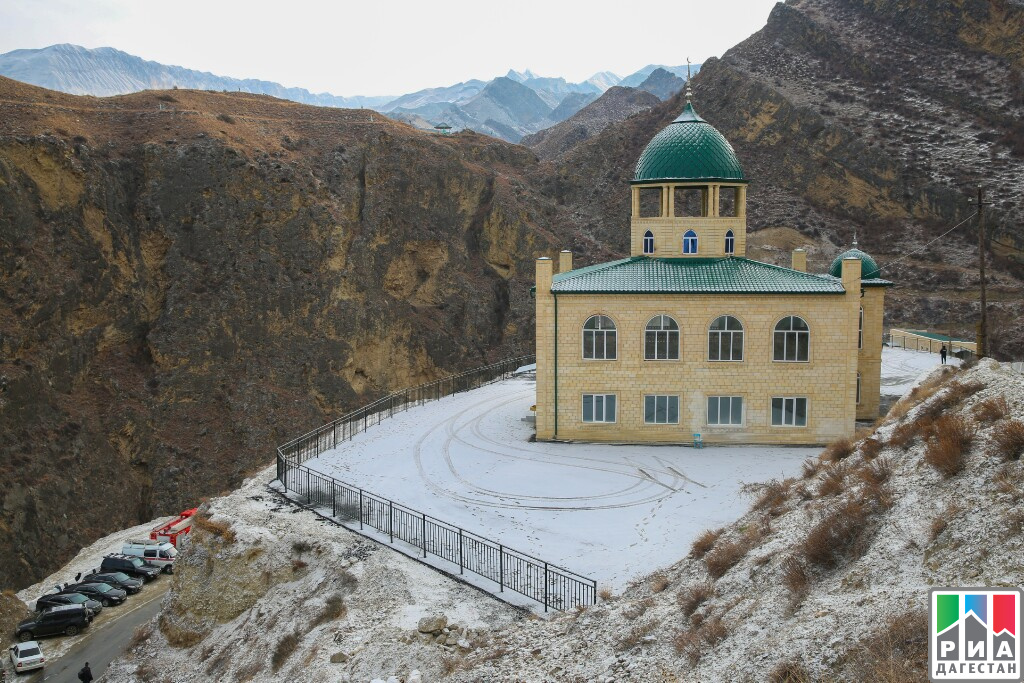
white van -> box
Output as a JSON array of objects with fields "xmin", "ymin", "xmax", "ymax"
[{"xmin": 121, "ymin": 540, "xmax": 178, "ymax": 573}]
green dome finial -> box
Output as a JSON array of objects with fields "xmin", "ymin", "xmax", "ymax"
[
  {"xmin": 632, "ymin": 103, "xmax": 746, "ymax": 184},
  {"xmin": 829, "ymin": 246, "xmax": 880, "ymax": 279}
]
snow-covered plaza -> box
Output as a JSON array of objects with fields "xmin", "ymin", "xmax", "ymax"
[{"xmin": 302, "ymin": 346, "xmax": 950, "ymax": 590}]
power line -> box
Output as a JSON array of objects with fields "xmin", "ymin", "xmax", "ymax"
[{"xmin": 880, "ymin": 211, "xmax": 979, "ymax": 272}]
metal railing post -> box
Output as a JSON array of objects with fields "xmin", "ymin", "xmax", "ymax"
[
  {"xmin": 332, "ymin": 480, "xmax": 337, "ymax": 518},
  {"xmin": 544, "ymin": 562, "xmax": 549, "ymax": 613},
  {"xmin": 359, "ymin": 489, "xmax": 364, "ymax": 529},
  {"xmin": 421, "ymin": 513, "xmax": 427, "ymax": 558},
  {"xmin": 388, "ymin": 500, "xmax": 393, "ymax": 543},
  {"xmin": 458, "ymin": 528, "xmax": 464, "ymax": 575},
  {"xmin": 499, "ymin": 545, "xmax": 504, "ymax": 593}
]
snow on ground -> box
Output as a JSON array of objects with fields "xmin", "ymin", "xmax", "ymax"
[
  {"xmin": 304, "ymin": 375, "xmax": 813, "ymax": 591},
  {"xmin": 880, "ymin": 345, "xmax": 959, "ymax": 396}
]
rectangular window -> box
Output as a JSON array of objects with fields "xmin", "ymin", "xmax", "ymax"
[
  {"xmin": 583, "ymin": 394, "xmax": 616, "ymax": 423},
  {"xmin": 857, "ymin": 373, "xmax": 862, "ymax": 405},
  {"xmin": 644, "ymin": 395, "xmax": 679, "ymax": 424},
  {"xmin": 707, "ymin": 396, "xmax": 743, "ymax": 425},
  {"xmin": 771, "ymin": 397, "xmax": 808, "ymax": 426}
]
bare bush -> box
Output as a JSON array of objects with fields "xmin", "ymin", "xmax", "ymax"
[
  {"xmin": 860, "ymin": 437, "xmax": 883, "ymax": 460},
  {"xmin": 689, "ymin": 528, "xmax": 724, "ymax": 559},
  {"xmin": 994, "ymin": 464, "xmax": 1023, "ymax": 501},
  {"xmin": 677, "ymin": 582, "xmax": 714, "ymax": 618},
  {"xmin": 781, "ymin": 555, "xmax": 811, "ymax": 598},
  {"xmin": 841, "ymin": 610, "xmax": 928, "ymax": 682},
  {"xmin": 817, "ymin": 461, "xmax": 848, "ymax": 497},
  {"xmin": 598, "ymin": 587, "xmax": 614, "ymax": 602},
  {"xmin": 673, "ymin": 615, "xmax": 728, "ymax": 665},
  {"xmin": 312, "ymin": 593, "xmax": 347, "ymax": 628},
  {"xmin": 650, "ymin": 573, "xmax": 670, "ymax": 593},
  {"xmin": 801, "ymin": 458, "xmax": 822, "ymax": 479},
  {"xmin": 993, "ymin": 420, "xmax": 1024, "ymax": 461},
  {"xmin": 973, "ymin": 396, "xmax": 1009, "ymax": 422},
  {"xmin": 822, "ymin": 437, "xmax": 854, "ymax": 462},
  {"xmin": 769, "ymin": 660, "xmax": 815, "ymax": 683},
  {"xmin": 271, "ymin": 631, "xmax": 301, "ymax": 671},
  {"xmin": 192, "ymin": 514, "xmax": 237, "ymax": 544},
  {"xmin": 802, "ymin": 499, "xmax": 870, "ymax": 569},
  {"xmin": 616, "ymin": 619, "xmax": 658, "ymax": 651},
  {"xmin": 928, "ymin": 502, "xmax": 961, "ymax": 542},
  {"xmin": 705, "ymin": 538, "xmax": 750, "ymax": 579},
  {"xmin": 924, "ymin": 415, "xmax": 975, "ymax": 477},
  {"xmin": 748, "ymin": 479, "xmax": 792, "ymax": 515}
]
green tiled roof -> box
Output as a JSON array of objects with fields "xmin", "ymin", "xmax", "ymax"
[
  {"xmin": 903, "ymin": 330, "xmax": 972, "ymax": 344},
  {"xmin": 829, "ymin": 248, "xmax": 881, "ymax": 279},
  {"xmin": 633, "ymin": 103, "xmax": 747, "ymax": 184},
  {"xmin": 551, "ymin": 257, "xmax": 846, "ymax": 294}
]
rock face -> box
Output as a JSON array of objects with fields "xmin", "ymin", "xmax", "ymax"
[
  {"xmin": 0, "ymin": 76, "xmax": 611, "ymax": 589},
  {"xmin": 637, "ymin": 67, "xmax": 686, "ymax": 101}
]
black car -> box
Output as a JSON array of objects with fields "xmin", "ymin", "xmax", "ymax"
[
  {"xmin": 100, "ymin": 554, "xmax": 161, "ymax": 582},
  {"xmin": 60, "ymin": 582, "xmax": 127, "ymax": 607},
  {"xmin": 16, "ymin": 604, "xmax": 90, "ymax": 641},
  {"xmin": 34, "ymin": 592, "xmax": 102, "ymax": 617},
  {"xmin": 83, "ymin": 571, "xmax": 143, "ymax": 595}
]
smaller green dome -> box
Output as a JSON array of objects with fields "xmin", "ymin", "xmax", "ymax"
[
  {"xmin": 633, "ymin": 103, "xmax": 746, "ymax": 184},
  {"xmin": 829, "ymin": 248, "xmax": 880, "ymax": 279}
]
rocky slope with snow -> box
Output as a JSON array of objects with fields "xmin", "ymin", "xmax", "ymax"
[{"xmin": 99, "ymin": 358, "xmax": 1023, "ymax": 682}]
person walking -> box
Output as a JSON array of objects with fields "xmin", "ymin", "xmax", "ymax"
[
  {"xmin": 940, "ymin": 344, "xmax": 948, "ymax": 364},
  {"xmin": 78, "ymin": 662, "xmax": 93, "ymax": 682}
]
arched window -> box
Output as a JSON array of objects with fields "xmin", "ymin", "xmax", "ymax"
[
  {"xmin": 725, "ymin": 230, "xmax": 735, "ymax": 255},
  {"xmin": 645, "ymin": 315, "xmax": 679, "ymax": 360},
  {"xmin": 683, "ymin": 230, "xmax": 698, "ymax": 254},
  {"xmin": 643, "ymin": 230, "xmax": 655, "ymax": 255},
  {"xmin": 583, "ymin": 315, "xmax": 617, "ymax": 360},
  {"xmin": 774, "ymin": 316, "xmax": 810, "ymax": 362},
  {"xmin": 858, "ymin": 307, "xmax": 864, "ymax": 350},
  {"xmin": 708, "ymin": 315, "xmax": 743, "ymax": 361}
]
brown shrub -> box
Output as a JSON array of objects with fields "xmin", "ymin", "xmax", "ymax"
[
  {"xmin": 704, "ymin": 538, "xmax": 750, "ymax": 579},
  {"xmin": 598, "ymin": 587, "xmax": 614, "ymax": 602},
  {"xmin": 924, "ymin": 415, "xmax": 976, "ymax": 478},
  {"xmin": 887, "ymin": 421, "xmax": 919, "ymax": 449},
  {"xmin": 440, "ymin": 653, "xmax": 469, "ymax": 676},
  {"xmin": 816, "ymin": 461, "xmax": 848, "ymax": 497},
  {"xmin": 616, "ymin": 619, "xmax": 658, "ymax": 651},
  {"xmin": 920, "ymin": 380, "xmax": 983, "ymax": 420},
  {"xmin": 677, "ymin": 581, "xmax": 714, "ymax": 617},
  {"xmin": 311, "ymin": 593, "xmax": 347, "ymax": 628},
  {"xmin": 992, "ymin": 420, "xmax": 1024, "ymax": 461},
  {"xmin": 841, "ymin": 610, "xmax": 928, "ymax": 682},
  {"xmin": 781, "ymin": 555, "xmax": 811, "ymax": 598},
  {"xmin": 928, "ymin": 501, "xmax": 960, "ymax": 542},
  {"xmin": 217, "ymin": 113, "xmax": 236, "ymax": 124},
  {"xmin": 994, "ymin": 464, "xmax": 1023, "ymax": 500},
  {"xmin": 673, "ymin": 616, "xmax": 728, "ymax": 665},
  {"xmin": 271, "ymin": 631, "xmax": 301, "ymax": 671},
  {"xmin": 650, "ymin": 573, "xmax": 670, "ymax": 593},
  {"xmin": 769, "ymin": 660, "xmax": 815, "ymax": 683},
  {"xmin": 689, "ymin": 528, "xmax": 724, "ymax": 559},
  {"xmin": 802, "ymin": 499, "xmax": 870, "ymax": 568},
  {"xmin": 129, "ymin": 622, "xmax": 155, "ymax": 650},
  {"xmin": 192, "ymin": 514, "xmax": 237, "ymax": 544},
  {"xmin": 749, "ymin": 479, "xmax": 792, "ymax": 514},
  {"xmin": 858, "ymin": 459, "xmax": 892, "ymax": 507},
  {"xmin": 860, "ymin": 437, "xmax": 883, "ymax": 460},
  {"xmin": 801, "ymin": 458, "xmax": 822, "ymax": 479},
  {"xmin": 234, "ymin": 661, "xmax": 264, "ymax": 683},
  {"xmin": 974, "ymin": 396, "xmax": 1009, "ymax": 422},
  {"xmin": 822, "ymin": 437, "xmax": 854, "ymax": 462}
]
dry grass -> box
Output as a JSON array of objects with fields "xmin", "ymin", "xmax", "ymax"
[
  {"xmin": 992, "ymin": 420, "xmax": 1024, "ymax": 461},
  {"xmin": 840, "ymin": 610, "xmax": 928, "ymax": 682},
  {"xmin": 769, "ymin": 660, "xmax": 815, "ymax": 683},
  {"xmin": 234, "ymin": 661, "xmax": 264, "ymax": 683},
  {"xmin": 650, "ymin": 573, "xmax": 670, "ymax": 593},
  {"xmin": 822, "ymin": 437, "xmax": 855, "ymax": 462},
  {"xmin": 858, "ymin": 459, "xmax": 893, "ymax": 508},
  {"xmin": 129, "ymin": 622, "xmax": 155, "ymax": 651},
  {"xmin": 748, "ymin": 479, "xmax": 792, "ymax": 515},
  {"xmin": 801, "ymin": 499, "xmax": 870, "ymax": 569},
  {"xmin": 673, "ymin": 615, "xmax": 728, "ymax": 665},
  {"xmin": 311, "ymin": 593, "xmax": 346, "ymax": 628},
  {"xmin": 616, "ymin": 619, "xmax": 658, "ymax": 651},
  {"xmin": 816, "ymin": 461, "xmax": 848, "ymax": 497},
  {"xmin": 677, "ymin": 581, "xmax": 714, "ymax": 618},
  {"xmin": 974, "ymin": 396, "xmax": 1010, "ymax": 422},
  {"xmin": 781, "ymin": 555, "xmax": 811, "ymax": 598},
  {"xmin": 704, "ymin": 538, "xmax": 750, "ymax": 579},
  {"xmin": 689, "ymin": 528, "xmax": 724, "ymax": 559},
  {"xmin": 192, "ymin": 514, "xmax": 237, "ymax": 544},
  {"xmin": 860, "ymin": 437, "xmax": 883, "ymax": 460},
  {"xmin": 598, "ymin": 587, "xmax": 614, "ymax": 602},
  {"xmin": 924, "ymin": 415, "xmax": 976, "ymax": 477},
  {"xmin": 271, "ymin": 631, "xmax": 301, "ymax": 671},
  {"xmin": 928, "ymin": 502, "xmax": 961, "ymax": 542},
  {"xmin": 994, "ymin": 464, "xmax": 1023, "ymax": 500},
  {"xmin": 801, "ymin": 458, "xmax": 822, "ymax": 479}
]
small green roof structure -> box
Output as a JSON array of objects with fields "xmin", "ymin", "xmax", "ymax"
[
  {"xmin": 632, "ymin": 102, "xmax": 747, "ymax": 184},
  {"xmin": 550, "ymin": 257, "xmax": 846, "ymax": 294},
  {"xmin": 829, "ymin": 247, "xmax": 881, "ymax": 279},
  {"xmin": 434, "ymin": 123, "xmax": 453, "ymax": 134}
]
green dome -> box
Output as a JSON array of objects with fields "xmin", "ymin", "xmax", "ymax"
[
  {"xmin": 633, "ymin": 103, "xmax": 746, "ymax": 184},
  {"xmin": 829, "ymin": 248, "xmax": 881, "ymax": 279}
]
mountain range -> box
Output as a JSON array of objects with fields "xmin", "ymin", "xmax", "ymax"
[{"xmin": 0, "ymin": 44, "xmax": 697, "ymax": 142}]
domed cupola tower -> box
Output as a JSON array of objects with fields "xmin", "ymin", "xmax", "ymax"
[{"xmin": 630, "ymin": 88, "xmax": 748, "ymax": 258}]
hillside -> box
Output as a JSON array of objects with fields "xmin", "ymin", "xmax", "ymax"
[
  {"xmin": 97, "ymin": 358, "xmax": 1024, "ymax": 682},
  {"xmin": 0, "ymin": 75, "xmax": 613, "ymax": 589},
  {"xmin": 535, "ymin": 0, "xmax": 1024, "ymax": 358}
]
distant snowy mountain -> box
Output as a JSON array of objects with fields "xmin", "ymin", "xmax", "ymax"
[{"xmin": 619, "ymin": 63, "xmax": 700, "ymax": 87}]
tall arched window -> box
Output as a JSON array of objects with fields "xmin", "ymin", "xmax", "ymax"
[
  {"xmin": 774, "ymin": 316, "xmax": 810, "ymax": 362},
  {"xmin": 643, "ymin": 230, "xmax": 655, "ymax": 255},
  {"xmin": 583, "ymin": 315, "xmax": 617, "ymax": 360},
  {"xmin": 645, "ymin": 315, "xmax": 679, "ymax": 360},
  {"xmin": 708, "ymin": 315, "xmax": 743, "ymax": 361},
  {"xmin": 725, "ymin": 230, "xmax": 735, "ymax": 255},
  {"xmin": 683, "ymin": 230, "xmax": 698, "ymax": 254},
  {"xmin": 858, "ymin": 307, "xmax": 864, "ymax": 350}
]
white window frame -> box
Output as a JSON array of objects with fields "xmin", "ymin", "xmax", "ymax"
[
  {"xmin": 582, "ymin": 393, "xmax": 617, "ymax": 423},
  {"xmin": 708, "ymin": 315, "xmax": 744, "ymax": 362},
  {"xmin": 644, "ymin": 395, "xmax": 679, "ymax": 424},
  {"xmin": 858, "ymin": 307, "xmax": 864, "ymax": 350},
  {"xmin": 683, "ymin": 230, "xmax": 698, "ymax": 254},
  {"xmin": 582, "ymin": 315, "xmax": 617, "ymax": 360},
  {"xmin": 773, "ymin": 316, "xmax": 810, "ymax": 362},
  {"xmin": 725, "ymin": 230, "xmax": 735, "ymax": 255},
  {"xmin": 643, "ymin": 230, "xmax": 655, "ymax": 255},
  {"xmin": 771, "ymin": 396, "xmax": 808, "ymax": 427},
  {"xmin": 707, "ymin": 396, "xmax": 744, "ymax": 426},
  {"xmin": 644, "ymin": 315, "xmax": 680, "ymax": 361}
]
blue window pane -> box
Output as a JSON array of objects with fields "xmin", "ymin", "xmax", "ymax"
[
  {"xmin": 606, "ymin": 395, "xmax": 616, "ymax": 422},
  {"xmin": 731, "ymin": 397, "xmax": 743, "ymax": 424},
  {"xmin": 645, "ymin": 396, "xmax": 656, "ymax": 423},
  {"xmin": 772, "ymin": 398, "xmax": 783, "ymax": 425},
  {"xmin": 795, "ymin": 398, "xmax": 807, "ymax": 426},
  {"xmin": 708, "ymin": 397, "xmax": 719, "ymax": 424},
  {"xmin": 583, "ymin": 395, "xmax": 594, "ymax": 422}
]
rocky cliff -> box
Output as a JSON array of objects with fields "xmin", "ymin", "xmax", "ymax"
[{"xmin": 0, "ymin": 76, "xmax": 611, "ymax": 589}]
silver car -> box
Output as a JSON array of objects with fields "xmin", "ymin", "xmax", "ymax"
[{"xmin": 9, "ymin": 640, "xmax": 45, "ymax": 673}]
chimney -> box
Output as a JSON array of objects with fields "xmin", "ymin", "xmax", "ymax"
[
  {"xmin": 559, "ymin": 250, "xmax": 573, "ymax": 273},
  {"xmin": 536, "ymin": 257, "xmax": 553, "ymax": 294},
  {"xmin": 791, "ymin": 248, "xmax": 807, "ymax": 272},
  {"xmin": 841, "ymin": 257, "xmax": 862, "ymax": 295}
]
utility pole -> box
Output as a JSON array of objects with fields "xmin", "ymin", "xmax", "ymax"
[{"xmin": 976, "ymin": 186, "xmax": 988, "ymax": 358}]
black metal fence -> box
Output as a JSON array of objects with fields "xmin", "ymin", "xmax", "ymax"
[{"xmin": 274, "ymin": 356, "xmax": 599, "ymax": 611}]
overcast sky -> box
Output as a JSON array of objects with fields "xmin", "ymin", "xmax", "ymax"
[{"xmin": 1, "ymin": 0, "xmax": 781, "ymax": 96}]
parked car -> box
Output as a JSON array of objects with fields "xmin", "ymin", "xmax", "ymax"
[
  {"xmin": 34, "ymin": 591, "xmax": 102, "ymax": 618},
  {"xmin": 121, "ymin": 540, "xmax": 178, "ymax": 573},
  {"xmin": 8, "ymin": 640, "xmax": 45, "ymax": 673},
  {"xmin": 100, "ymin": 554, "xmax": 162, "ymax": 582},
  {"xmin": 59, "ymin": 581, "xmax": 127, "ymax": 607},
  {"xmin": 83, "ymin": 571, "xmax": 143, "ymax": 595},
  {"xmin": 15, "ymin": 605, "xmax": 90, "ymax": 641}
]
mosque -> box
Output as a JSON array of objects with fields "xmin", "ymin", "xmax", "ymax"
[{"xmin": 533, "ymin": 90, "xmax": 890, "ymax": 445}]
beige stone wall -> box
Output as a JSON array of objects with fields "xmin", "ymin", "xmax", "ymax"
[
  {"xmin": 857, "ymin": 287, "xmax": 886, "ymax": 420},
  {"xmin": 630, "ymin": 182, "xmax": 747, "ymax": 258},
  {"xmin": 534, "ymin": 278, "xmax": 862, "ymax": 445}
]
